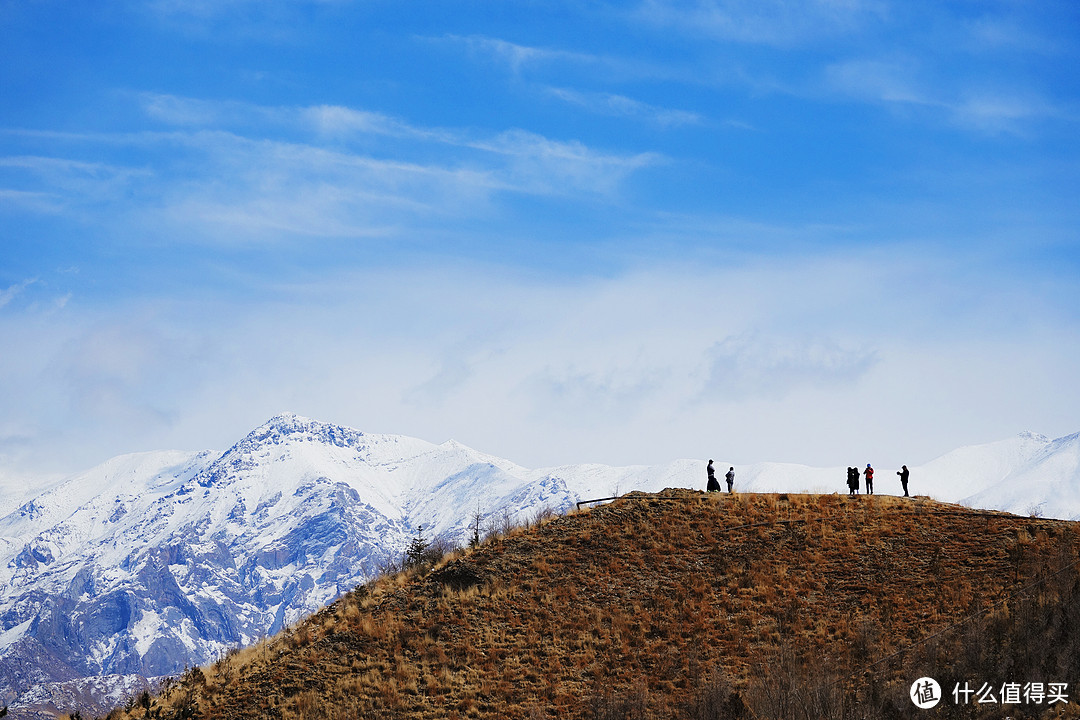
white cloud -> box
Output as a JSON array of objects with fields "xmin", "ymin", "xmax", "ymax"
[
  {"xmin": 6, "ymin": 97, "xmax": 658, "ymax": 238},
  {"xmin": 964, "ymin": 16, "xmax": 1066, "ymax": 56},
  {"xmin": 0, "ymin": 279, "xmax": 38, "ymax": 310},
  {"xmin": 468, "ymin": 129, "xmax": 661, "ymax": 197},
  {"xmin": 703, "ymin": 333, "xmax": 878, "ymax": 400},
  {"xmin": 139, "ymin": 94, "xmax": 424, "ymax": 139},
  {"xmin": 622, "ymin": 3, "xmax": 1075, "ymax": 134},
  {"xmin": 950, "ymin": 91, "xmax": 1068, "ymax": 133},
  {"xmin": 439, "ymin": 34, "xmax": 605, "ymax": 74},
  {"xmin": 544, "ymin": 87, "xmax": 704, "ymax": 127},
  {"xmin": 823, "ymin": 58, "xmax": 1070, "ymax": 133},
  {"xmin": 139, "ymin": 0, "xmax": 351, "ymax": 37},
  {"xmin": 141, "ymin": 93, "xmax": 231, "ymax": 126},
  {"xmin": 146, "ymin": 131, "xmax": 498, "ymax": 240},
  {"xmin": 0, "ymin": 154, "xmax": 153, "ymax": 215},
  {"xmin": 0, "ymin": 154, "xmax": 150, "ymax": 187},
  {"xmin": 525, "ymin": 364, "xmax": 668, "ymax": 423},
  {"xmin": 824, "ymin": 58, "xmax": 935, "ymax": 106},
  {"xmin": 1, "ymin": 248, "xmax": 1078, "ymax": 480},
  {"xmin": 433, "ymin": 34, "xmax": 684, "ymax": 85},
  {"xmin": 303, "ymin": 105, "xmax": 423, "ymax": 139},
  {"xmin": 633, "ymin": 0, "xmax": 886, "ymax": 47},
  {"xmin": 167, "ymin": 126, "xmax": 652, "ymax": 239},
  {"xmin": 0, "ymin": 189, "xmax": 65, "ymax": 214}
]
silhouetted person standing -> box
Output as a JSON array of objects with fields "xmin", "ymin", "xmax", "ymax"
[
  {"xmin": 725, "ymin": 467, "xmax": 735, "ymax": 493},
  {"xmin": 707, "ymin": 460, "xmax": 721, "ymax": 493},
  {"xmin": 847, "ymin": 467, "xmax": 858, "ymax": 496},
  {"xmin": 898, "ymin": 465, "xmax": 910, "ymax": 497},
  {"xmin": 864, "ymin": 464, "xmax": 874, "ymax": 494}
]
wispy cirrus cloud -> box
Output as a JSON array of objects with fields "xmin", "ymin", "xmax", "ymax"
[
  {"xmin": 623, "ymin": 1, "xmax": 1077, "ymax": 135},
  {"xmin": 467, "ymin": 129, "xmax": 660, "ymax": 197},
  {"xmin": 431, "ymin": 34, "xmax": 686, "ymax": 85},
  {"xmin": 428, "ymin": 35, "xmax": 718, "ymax": 128},
  {"xmin": 0, "ymin": 189, "xmax": 65, "ymax": 215},
  {"xmin": 141, "ymin": 93, "xmax": 235, "ymax": 126},
  {"xmin": 3, "ymin": 96, "xmax": 661, "ymax": 242},
  {"xmin": 823, "ymin": 58, "xmax": 1072, "ymax": 133},
  {"xmin": 145, "ymin": 0, "xmax": 347, "ymax": 17},
  {"xmin": 140, "ymin": 93, "xmax": 440, "ymax": 141},
  {"xmin": 0, "ymin": 155, "xmax": 151, "ymax": 187},
  {"xmin": 544, "ymin": 87, "xmax": 704, "ymax": 127},
  {"xmin": 429, "ymin": 30, "xmax": 801, "ymax": 110},
  {"xmin": 437, "ymin": 34, "xmax": 607, "ymax": 74},
  {"xmin": 139, "ymin": 93, "xmax": 663, "ymax": 180},
  {"xmin": 302, "ymin": 105, "xmax": 445, "ymax": 141},
  {"xmin": 632, "ymin": 0, "xmax": 886, "ymax": 47},
  {"xmin": 965, "ymin": 17, "xmax": 1052, "ymax": 54},
  {"xmin": 949, "ymin": 92, "xmax": 1071, "ymax": 133},
  {"xmin": 0, "ymin": 279, "xmax": 38, "ymax": 310},
  {"xmin": 0, "ymin": 154, "xmax": 153, "ymax": 216},
  {"xmin": 136, "ymin": 0, "xmax": 352, "ymax": 40},
  {"xmin": 823, "ymin": 59, "xmax": 931, "ymax": 106},
  {"xmin": 149, "ymin": 133, "xmax": 498, "ymax": 240}
]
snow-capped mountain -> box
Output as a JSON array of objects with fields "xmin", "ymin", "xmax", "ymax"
[
  {"xmin": 0, "ymin": 413, "xmax": 690, "ymax": 715},
  {"xmin": 1, "ymin": 414, "xmax": 1077, "ymax": 717},
  {"xmin": 958, "ymin": 432, "xmax": 1080, "ymax": 519}
]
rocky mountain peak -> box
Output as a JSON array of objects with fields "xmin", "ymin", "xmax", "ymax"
[{"xmin": 240, "ymin": 413, "xmax": 368, "ymax": 451}]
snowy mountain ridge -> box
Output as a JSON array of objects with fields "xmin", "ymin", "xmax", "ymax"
[{"xmin": 1, "ymin": 414, "xmax": 1077, "ymax": 717}]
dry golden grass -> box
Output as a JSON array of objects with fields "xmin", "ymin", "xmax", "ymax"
[{"xmin": 102, "ymin": 491, "xmax": 1080, "ymax": 720}]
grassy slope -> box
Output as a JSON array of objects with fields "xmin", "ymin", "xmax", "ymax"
[{"xmin": 105, "ymin": 491, "xmax": 1080, "ymax": 720}]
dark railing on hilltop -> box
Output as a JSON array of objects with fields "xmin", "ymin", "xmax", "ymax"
[{"xmin": 575, "ymin": 495, "xmax": 621, "ymax": 510}]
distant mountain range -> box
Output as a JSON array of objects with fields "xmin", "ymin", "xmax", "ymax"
[
  {"xmin": 717, "ymin": 430, "xmax": 1080, "ymax": 518},
  {"xmin": 1, "ymin": 413, "xmax": 1077, "ymax": 717}
]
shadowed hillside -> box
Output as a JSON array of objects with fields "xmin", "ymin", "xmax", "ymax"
[{"xmin": 97, "ymin": 491, "xmax": 1080, "ymax": 720}]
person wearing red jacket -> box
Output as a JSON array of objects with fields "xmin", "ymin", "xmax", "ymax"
[{"xmin": 864, "ymin": 464, "xmax": 874, "ymax": 494}]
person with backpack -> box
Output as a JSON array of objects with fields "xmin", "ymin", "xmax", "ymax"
[
  {"xmin": 725, "ymin": 466, "xmax": 735, "ymax": 493},
  {"xmin": 897, "ymin": 465, "xmax": 910, "ymax": 497},
  {"xmin": 864, "ymin": 464, "xmax": 874, "ymax": 494},
  {"xmin": 706, "ymin": 460, "xmax": 721, "ymax": 492}
]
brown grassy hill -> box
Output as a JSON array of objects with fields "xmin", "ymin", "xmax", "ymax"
[{"xmin": 99, "ymin": 491, "xmax": 1080, "ymax": 720}]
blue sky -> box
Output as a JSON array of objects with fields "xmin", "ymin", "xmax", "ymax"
[{"xmin": 2, "ymin": 0, "xmax": 1078, "ymax": 481}]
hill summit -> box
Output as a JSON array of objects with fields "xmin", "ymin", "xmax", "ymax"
[{"xmin": 103, "ymin": 490, "xmax": 1080, "ymax": 720}]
